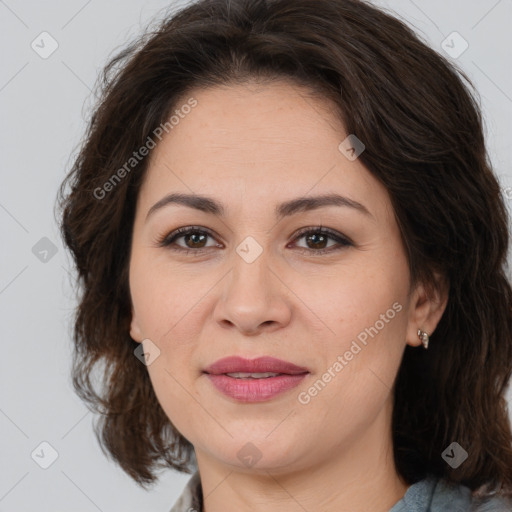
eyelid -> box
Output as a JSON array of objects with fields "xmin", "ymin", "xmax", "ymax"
[
  {"xmin": 290, "ymin": 225, "xmax": 353, "ymax": 246},
  {"xmin": 155, "ymin": 225, "xmax": 221, "ymax": 249}
]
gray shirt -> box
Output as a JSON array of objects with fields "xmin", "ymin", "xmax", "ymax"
[{"xmin": 169, "ymin": 471, "xmax": 512, "ymax": 511}]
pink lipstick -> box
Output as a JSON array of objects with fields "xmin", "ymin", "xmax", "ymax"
[{"xmin": 204, "ymin": 356, "xmax": 309, "ymax": 402}]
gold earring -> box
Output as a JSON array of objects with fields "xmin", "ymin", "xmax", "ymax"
[{"xmin": 417, "ymin": 329, "xmax": 429, "ymax": 350}]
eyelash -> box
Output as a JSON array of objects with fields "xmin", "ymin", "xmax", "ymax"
[{"xmin": 155, "ymin": 225, "xmax": 353, "ymax": 256}]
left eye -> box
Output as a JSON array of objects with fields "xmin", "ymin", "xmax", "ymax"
[
  {"xmin": 291, "ymin": 228, "xmax": 352, "ymax": 253},
  {"xmin": 157, "ymin": 226, "xmax": 352, "ymax": 255}
]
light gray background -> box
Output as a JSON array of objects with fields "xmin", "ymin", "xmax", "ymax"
[{"xmin": 1, "ymin": 1, "xmax": 511, "ymax": 510}]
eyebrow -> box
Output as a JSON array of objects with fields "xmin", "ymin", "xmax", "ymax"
[{"xmin": 145, "ymin": 192, "xmax": 373, "ymax": 222}]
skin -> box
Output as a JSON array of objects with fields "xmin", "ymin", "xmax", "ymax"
[{"xmin": 129, "ymin": 80, "xmax": 448, "ymax": 512}]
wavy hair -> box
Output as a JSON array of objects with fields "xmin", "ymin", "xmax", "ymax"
[{"xmin": 56, "ymin": 0, "xmax": 512, "ymax": 496}]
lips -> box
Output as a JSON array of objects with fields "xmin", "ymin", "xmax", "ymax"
[
  {"xmin": 203, "ymin": 356, "xmax": 310, "ymax": 402},
  {"xmin": 204, "ymin": 356, "xmax": 309, "ymax": 376}
]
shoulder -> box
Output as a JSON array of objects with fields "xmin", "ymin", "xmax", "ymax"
[
  {"xmin": 390, "ymin": 475, "xmax": 512, "ymax": 512},
  {"xmin": 469, "ymin": 493, "xmax": 512, "ymax": 512},
  {"xmin": 432, "ymin": 478, "xmax": 512, "ymax": 512}
]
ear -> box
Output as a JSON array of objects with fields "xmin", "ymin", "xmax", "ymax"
[
  {"xmin": 406, "ymin": 272, "xmax": 449, "ymax": 348},
  {"xmin": 130, "ymin": 307, "xmax": 144, "ymax": 343}
]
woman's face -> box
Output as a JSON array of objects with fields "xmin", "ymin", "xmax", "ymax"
[{"xmin": 129, "ymin": 80, "xmax": 440, "ymax": 474}]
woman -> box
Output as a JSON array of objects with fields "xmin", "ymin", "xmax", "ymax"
[{"xmin": 57, "ymin": 0, "xmax": 512, "ymax": 510}]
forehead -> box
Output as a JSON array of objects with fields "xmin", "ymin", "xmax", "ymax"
[{"xmin": 138, "ymin": 81, "xmax": 391, "ymax": 221}]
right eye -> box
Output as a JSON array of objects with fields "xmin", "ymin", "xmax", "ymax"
[{"xmin": 156, "ymin": 226, "xmax": 223, "ymax": 254}]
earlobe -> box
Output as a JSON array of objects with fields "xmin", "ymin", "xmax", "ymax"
[
  {"xmin": 406, "ymin": 274, "xmax": 449, "ymax": 348},
  {"xmin": 130, "ymin": 309, "xmax": 144, "ymax": 343}
]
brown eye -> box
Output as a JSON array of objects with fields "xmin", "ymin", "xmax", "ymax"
[
  {"xmin": 291, "ymin": 227, "xmax": 353, "ymax": 255},
  {"xmin": 304, "ymin": 232, "xmax": 329, "ymax": 250},
  {"xmin": 182, "ymin": 232, "xmax": 208, "ymax": 249},
  {"xmin": 157, "ymin": 225, "xmax": 352, "ymax": 256},
  {"xmin": 158, "ymin": 226, "xmax": 221, "ymax": 253}
]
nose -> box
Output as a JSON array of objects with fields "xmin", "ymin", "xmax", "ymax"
[{"xmin": 212, "ymin": 248, "xmax": 292, "ymax": 336}]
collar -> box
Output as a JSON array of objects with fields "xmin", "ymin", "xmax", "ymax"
[{"xmin": 169, "ymin": 471, "xmax": 202, "ymax": 512}]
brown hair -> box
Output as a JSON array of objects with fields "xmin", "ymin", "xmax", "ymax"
[{"xmin": 56, "ymin": 0, "xmax": 512, "ymax": 496}]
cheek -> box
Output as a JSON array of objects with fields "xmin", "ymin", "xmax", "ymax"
[
  {"xmin": 130, "ymin": 261, "xmax": 211, "ymax": 430},
  {"xmin": 309, "ymin": 259, "xmax": 408, "ymax": 343},
  {"xmin": 144, "ymin": 337, "xmax": 202, "ymax": 439},
  {"xmin": 295, "ymin": 301, "xmax": 407, "ymax": 440},
  {"xmin": 304, "ymin": 262, "xmax": 409, "ymax": 400},
  {"xmin": 129, "ymin": 252, "xmax": 209, "ymax": 341},
  {"xmin": 146, "ymin": 363, "xmax": 196, "ymax": 438}
]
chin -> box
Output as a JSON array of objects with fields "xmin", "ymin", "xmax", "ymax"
[{"xmin": 196, "ymin": 431, "xmax": 312, "ymax": 473}]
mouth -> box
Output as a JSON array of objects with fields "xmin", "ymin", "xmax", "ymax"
[
  {"xmin": 221, "ymin": 371, "xmax": 287, "ymax": 379},
  {"xmin": 203, "ymin": 356, "xmax": 310, "ymax": 402}
]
